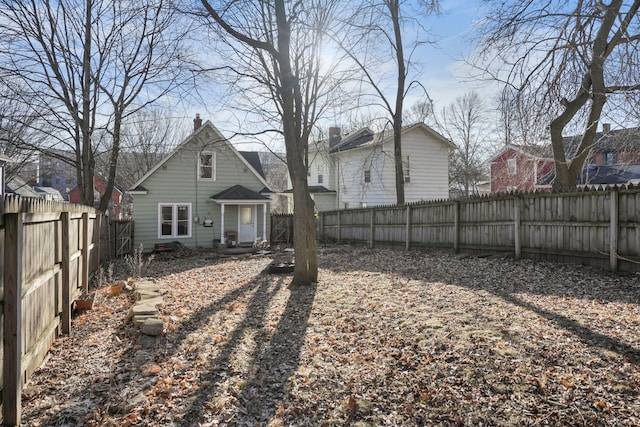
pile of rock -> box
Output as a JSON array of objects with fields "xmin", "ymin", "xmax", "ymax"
[{"xmin": 127, "ymin": 278, "xmax": 166, "ymax": 348}]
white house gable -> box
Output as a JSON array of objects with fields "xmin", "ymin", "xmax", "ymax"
[{"xmin": 283, "ymin": 123, "xmax": 454, "ymax": 212}]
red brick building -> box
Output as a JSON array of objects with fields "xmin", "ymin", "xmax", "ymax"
[
  {"xmin": 489, "ymin": 145, "xmax": 554, "ymax": 193},
  {"xmin": 68, "ymin": 175, "xmax": 124, "ymax": 217},
  {"xmin": 490, "ymin": 125, "xmax": 640, "ymax": 192}
]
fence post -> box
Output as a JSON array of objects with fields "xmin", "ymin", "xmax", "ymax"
[
  {"xmin": 514, "ymin": 195, "xmax": 522, "ymax": 260},
  {"xmin": 369, "ymin": 209, "xmax": 374, "ymax": 248},
  {"xmin": 453, "ymin": 201, "xmax": 460, "ymax": 253},
  {"xmin": 319, "ymin": 213, "xmax": 324, "ymax": 240},
  {"xmin": 93, "ymin": 214, "xmax": 101, "ymax": 270},
  {"xmin": 82, "ymin": 212, "xmax": 90, "ymax": 293},
  {"xmin": 610, "ymin": 188, "xmax": 619, "ymax": 272},
  {"xmin": 61, "ymin": 212, "xmax": 71, "ymax": 335},
  {"xmin": 337, "ymin": 210, "xmax": 341, "ymax": 244},
  {"xmin": 3, "ymin": 212, "xmax": 23, "ymax": 426},
  {"xmin": 405, "ymin": 205, "xmax": 411, "ymax": 250}
]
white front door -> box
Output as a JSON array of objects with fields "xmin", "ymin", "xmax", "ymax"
[{"xmin": 238, "ymin": 205, "xmax": 256, "ymax": 243}]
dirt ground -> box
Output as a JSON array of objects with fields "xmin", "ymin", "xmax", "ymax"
[{"xmin": 20, "ymin": 245, "xmax": 640, "ymax": 426}]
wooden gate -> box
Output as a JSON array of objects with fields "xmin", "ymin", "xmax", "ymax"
[
  {"xmin": 103, "ymin": 219, "xmax": 134, "ymax": 259},
  {"xmin": 271, "ymin": 214, "xmax": 293, "ymax": 243},
  {"xmin": 114, "ymin": 220, "xmax": 133, "ymax": 257}
]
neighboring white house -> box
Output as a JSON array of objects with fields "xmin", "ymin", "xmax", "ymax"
[
  {"xmin": 0, "ymin": 154, "xmax": 11, "ymax": 196},
  {"xmin": 283, "ymin": 123, "xmax": 455, "ymax": 211}
]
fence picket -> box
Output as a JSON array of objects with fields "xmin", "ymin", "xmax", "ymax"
[
  {"xmin": 315, "ymin": 187, "xmax": 637, "ymax": 272},
  {"xmin": 0, "ymin": 196, "xmax": 130, "ymax": 425}
]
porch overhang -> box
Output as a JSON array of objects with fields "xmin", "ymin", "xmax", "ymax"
[{"xmin": 209, "ymin": 185, "xmax": 270, "ymax": 244}]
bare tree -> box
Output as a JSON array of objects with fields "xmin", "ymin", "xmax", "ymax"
[
  {"xmin": 496, "ymin": 85, "xmax": 549, "ymax": 147},
  {"xmin": 336, "ymin": 0, "xmax": 439, "ymax": 205},
  {"xmin": 0, "ymin": 83, "xmax": 43, "ymax": 182},
  {"xmin": 404, "ymin": 96, "xmax": 435, "ymax": 126},
  {"xmin": 437, "ymin": 91, "xmax": 489, "ymax": 196},
  {"xmin": 96, "ymin": 110, "xmax": 188, "ymax": 191},
  {"xmin": 476, "ymin": 0, "xmax": 640, "ymax": 191},
  {"xmin": 0, "ymin": 0, "xmax": 192, "ymax": 210},
  {"xmin": 199, "ymin": 0, "xmax": 345, "ymax": 285}
]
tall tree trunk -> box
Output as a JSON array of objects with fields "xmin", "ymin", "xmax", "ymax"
[
  {"xmin": 390, "ymin": 0, "xmax": 405, "ymax": 205},
  {"xmin": 81, "ymin": 0, "xmax": 94, "ymax": 207},
  {"xmin": 99, "ymin": 109, "xmax": 122, "ymax": 214},
  {"xmin": 275, "ymin": 0, "xmax": 317, "ymax": 286}
]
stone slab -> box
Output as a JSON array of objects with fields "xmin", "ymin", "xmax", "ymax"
[{"xmin": 141, "ymin": 318, "xmax": 164, "ymax": 336}]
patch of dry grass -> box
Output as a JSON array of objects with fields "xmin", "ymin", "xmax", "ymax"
[{"xmin": 20, "ymin": 246, "xmax": 640, "ymax": 426}]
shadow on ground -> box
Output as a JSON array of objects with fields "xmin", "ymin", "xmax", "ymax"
[{"xmin": 320, "ymin": 245, "xmax": 640, "ymax": 366}]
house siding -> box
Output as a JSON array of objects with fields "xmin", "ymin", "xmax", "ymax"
[
  {"xmin": 312, "ymin": 193, "xmax": 337, "ymax": 212},
  {"xmin": 284, "ymin": 124, "xmax": 452, "ymax": 212},
  {"xmin": 337, "ymin": 127, "xmax": 451, "ymax": 207},
  {"xmin": 131, "ymin": 129, "xmax": 269, "ymax": 251}
]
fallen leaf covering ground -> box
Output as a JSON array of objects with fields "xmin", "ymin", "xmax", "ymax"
[{"xmin": 21, "ymin": 246, "xmax": 640, "ymax": 426}]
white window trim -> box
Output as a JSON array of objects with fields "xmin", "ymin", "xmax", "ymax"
[
  {"xmin": 157, "ymin": 203, "xmax": 192, "ymax": 239},
  {"xmin": 198, "ymin": 151, "xmax": 217, "ymax": 181},
  {"xmin": 507, "ymin": 158, "xmax": 517, "ymax": 175}
]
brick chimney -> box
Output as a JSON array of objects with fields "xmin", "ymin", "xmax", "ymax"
[
  {"xmin": 603, "ymin": 123, "xmax": 611, "ymax": 133},
  {"xmin": 194, "ymin": 113, "xmax": 202, "ymax": 131},
  {"xmin": 329, "ymin": 127, "xmax": 341, "ymax": 147}
]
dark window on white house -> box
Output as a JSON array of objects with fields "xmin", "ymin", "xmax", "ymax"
[{"xmin": 403, "ymin": 155, "xmax": 410, "ymax": 183}]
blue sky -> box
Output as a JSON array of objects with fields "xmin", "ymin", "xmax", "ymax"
[
  {"xmin": 419, "ymin": 0, "xmax": 490, "ymax": 109},
  {"xmin": 189, "ymin": 0, "xmax": 493, "ymax": 150}
]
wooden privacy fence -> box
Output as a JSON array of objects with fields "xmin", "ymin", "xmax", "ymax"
[
  {"xmin": 0, "ymin": 195, "xmax": 102, "ymax": 426},
  {"xmin": 317, "ymin": 186, "xmax": 640, "ymax": 273}
]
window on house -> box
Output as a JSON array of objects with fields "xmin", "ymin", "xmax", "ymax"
[
  {"xmin": 507, "ymin": 158, "xmax": 517, "ymax": 175},
  {"xmin": 360, "ymin": 202, "xmax": 367, "ymax": 208},
  {"xmin": 603, "ymin": 152, "xmax": 617, "ymax": 165},
  {"xmin": 364, "ymin": 170, "xmax": 371, "ymax": 183},
  {"xmin": 318, "ymin": 174, "xmax": 323, "ymax": 184},
  {"xmin": 199, "ymin": 152, "xmax": 215, "ymax": 180},
  {"xmin": 403, "ymin": 155, "xmax": 410, "ymax": 183},
  {"xmin": 158, "ymin": 203, "xmax": 191, "ymax": 238}
]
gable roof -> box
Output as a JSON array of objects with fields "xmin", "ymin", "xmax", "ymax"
[
  {"xmin": 492, "ymin": 127, "xmax": 640, "ymax": 164},
  {"xmin": 34, "ymin": 186, "xmax": 65, "ymax": 201},
  {"xmin": 562, "ymin": 127, "xmax": 640, "ymax": 158},
  {"xmin": 489, "ymin": 143, "xmax": 551, "ymax": 163},
  {"xmin": 130, "ymin": 121, "xmax": 270, "ymax": 191},
  {"xmin": 210, "ymin": 184, "xmax": 270, "ymax": 202},
  {"xmin": 6, "ymin": 176, "xmax": 40, "ymax": 198},
  {"xmin": 582, "ymin": 163, "xmax": 640, "ymax": 184},
  {"xmin": 330, "ymin": 128, "xmax": 375, "ymax": 152},
  {"xmin": 329, "ymin": 122, "xmax": 455, "ymax": 153},
  {"xmin": 239, "ymin": 151, "xmax": 265, "ymax": 178}
]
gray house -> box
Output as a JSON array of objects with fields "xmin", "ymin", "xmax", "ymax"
[{"xmin": 129, "ymin": 117, "xmax": 271, "ymax": 250}]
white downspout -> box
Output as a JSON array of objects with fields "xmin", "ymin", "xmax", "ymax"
[
  {"xmin": 220, "ymin": 203, "xmax": 226, "ymax": 244},
  {"xmin": 263, "ymin": 202, "xmax": 267, "ymax": 242}
]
